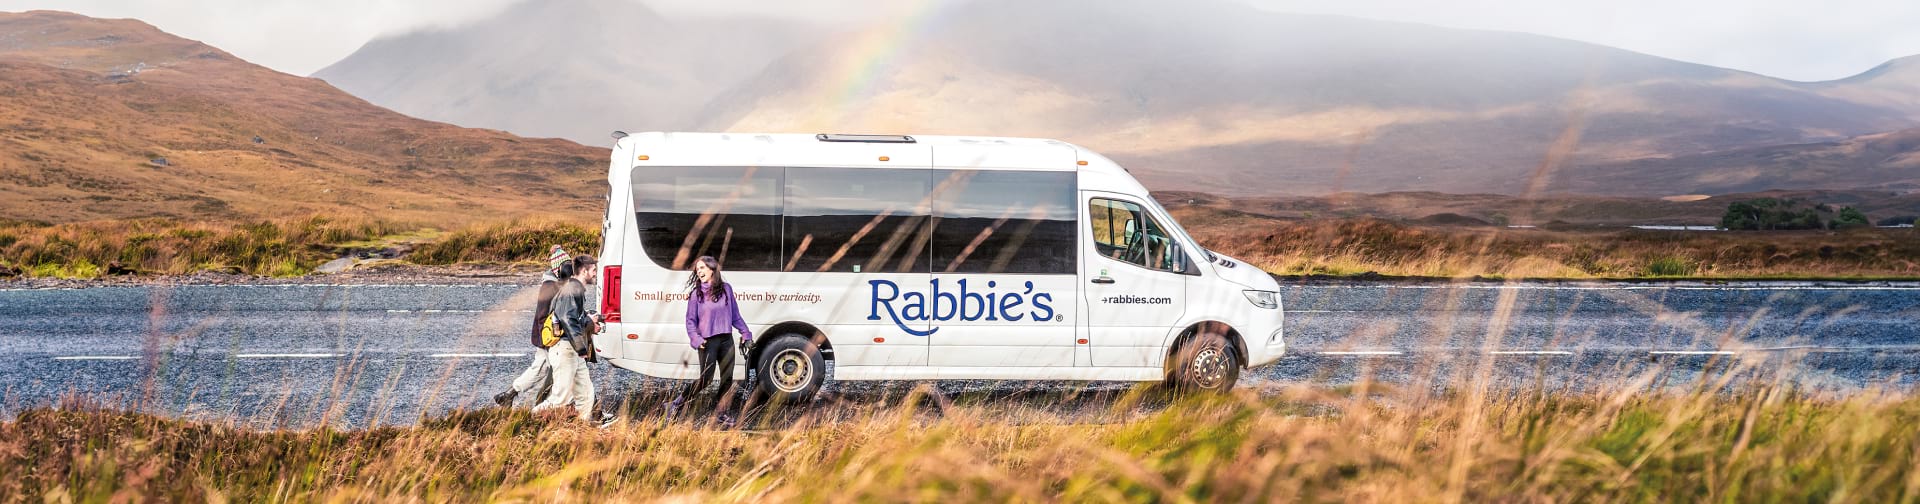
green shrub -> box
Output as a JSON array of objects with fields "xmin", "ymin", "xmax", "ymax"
[
  {"xmin": 1832, "ymin": 207, "xmax": 1870, "ymax": 229},
  {"xmin": 1720, "ymin": 198, "xmax": 1827, "ymax": 230},
  {"xmin": 410, "ymin": 221, "xmax": 599, "ymax": 265},
  {"xmin": 1645, "ymin": 256, "xmax": 1696, "ymax": 276}
]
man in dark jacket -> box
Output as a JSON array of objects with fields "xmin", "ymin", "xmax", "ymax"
[
  {"xmin": 494, "ymin": 246, "xmax": 569, "ymax": 406},
  {"xmin": 533, "ymin": 255, "xmax": 602, "ymax": 421}
]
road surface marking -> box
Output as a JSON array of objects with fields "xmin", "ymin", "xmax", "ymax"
[
  {"xmin": 386, "ymin": 309, "xmax": 527, "ymax": 314},
  {"xmin": 1649, "ymin": 350, "xmax": 1736, "ymax": 355},
  {"xmin": 1492, "ymin": 350, "xmax": 1574, "ymax": 355},
  {"xmin": 53, "ymin": 355, "xmax": 138, "ymax": 361},
  {"xmin": 235, "ymin": 353, "xmax": 339, "ymax": 358},
  {"xmin": 429, "ymin": 353, "xmax": 525, "ymax": 358},
  {"xmin": 1751, "ymin": 345, "xmax": 1820, "ymax": 351},
  {"xmin": 1319, "ymin": 351, "xmax": 1404, "ymax": 356}
]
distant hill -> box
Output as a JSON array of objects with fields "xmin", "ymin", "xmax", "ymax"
[
  {"xmin": 1556, "ymin": 127, "xmax": 1920, "ymax": 195},
  {"xmin": 1156, "ymin": 189, "xmax": 1920, "ymax": 227},
  {"xmin": 1817, "ymin": 55, "xmax": 1920, "ymax": 118},
  {"xmin": 314, "ymin": 0, "xmax": 1920, "ymax": 197},
  {"xmin": 313, "ymin": 0, "xmax": 812, "ymax": 144},
  {"xmin": 0, "ymin": 11, "xmax": 608, "ymax": 224}
]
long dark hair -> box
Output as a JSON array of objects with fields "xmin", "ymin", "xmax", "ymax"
[{"xmin": 685, "ymin": 255, "xmax": 725, "ymax": 302}]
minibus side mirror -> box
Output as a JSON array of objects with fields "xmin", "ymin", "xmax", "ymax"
[{"xmin": 1168, "ymin": 243, "xmax": 1197, "ymax": 275}]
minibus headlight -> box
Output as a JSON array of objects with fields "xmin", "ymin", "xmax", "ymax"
[{"xmin": 1242, "ymin": 290, "xmax": 1279, "ymax": 310}]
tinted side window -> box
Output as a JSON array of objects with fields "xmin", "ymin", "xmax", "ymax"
[
  {"xmin": 632, "ymin": 166, "xmax": 783, "ymax": 271},
  {"xmin": 930, "ymin": 170, "xmax": 1077, "ymax": 274},
  {"xmin": 783, "ymin": 168, "xmax": 932, "ymax": 273},
  {"xmin": 1089, "ymin": 198, "xmax": 1191, "ymax": 274}
]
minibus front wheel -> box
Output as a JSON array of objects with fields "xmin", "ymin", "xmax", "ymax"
[
  {"xmin": 1169, "ymin": 332, "xmax": 1240, "ymax": 393},
  {"xmin": 755, "ymin": 335, "xmax": 826, "ymax": 405}
]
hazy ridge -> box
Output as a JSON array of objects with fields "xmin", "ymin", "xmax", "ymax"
[{"xmin": 315, "ymin": 0, "xmax": 1920, "ymax": 197}]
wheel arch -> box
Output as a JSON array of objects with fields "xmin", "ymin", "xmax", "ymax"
[
  {"xmin": 1165, "ymin": 320, "xmax": 1248, "ymax": 371},
  {"xmin": 750, "ymin": 321, "xmax": 832, "ymax": 365}
]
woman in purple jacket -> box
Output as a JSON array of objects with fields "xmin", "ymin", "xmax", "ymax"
[{"xmin": 671, "ymin": 255, "xmax": 752, "ymax": 425}]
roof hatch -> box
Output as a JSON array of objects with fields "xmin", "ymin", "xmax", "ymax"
[{"xmin": 816, "ymin": 133, "xmax": 916, "ymax": 143}]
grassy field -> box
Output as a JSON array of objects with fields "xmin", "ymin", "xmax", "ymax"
[
  {"xmin": 4, "ymin": 379, "xmax": 1915, "ymax": 501},
  {"xmin": 1175, "ymin": 208, "xmax": 1920, "ymax": 280},
  {"xmin": 0, "ymin": 216, "xmax": 598, "ymax": 279},
  {"xmin": 2, "ymin": 210, "xmax": 1915, "ymax": 281}
]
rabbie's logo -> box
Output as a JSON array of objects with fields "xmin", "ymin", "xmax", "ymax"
[{"xmin": 868, "ymin": 279, "xmax": 1058, "ymax": 337}]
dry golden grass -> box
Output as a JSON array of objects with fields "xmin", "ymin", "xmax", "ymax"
[
  {"xmin": 0, "ymin": 215, "xmax": 409, "ymax": 278},
  {"xmin": 3, "ymin": 378, "xmax": 1915, "ymax": 502},
  {"xmin": 1178, "ymin": 210, "xmax": 1920, "ymax": 280},
  {"xmin": 0, "ymin": 217, "xmax": 613, "ymax": 278},
  {"xmin": 6, "ymin": 211, "xmax": 1915, "ymax": 280}
]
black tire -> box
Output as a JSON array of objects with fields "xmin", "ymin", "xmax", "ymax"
[
  {"xmin": 754, "ymin": 335, "xmax": 826, "ymax": 407},
  {"xmin": 1168, "ymin": 332, "xmax": 1240, "ymax": 393}
]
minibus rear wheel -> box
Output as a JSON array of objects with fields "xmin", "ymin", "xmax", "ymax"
[
  {"xmin": 1170, "ymin": 332, "xmax": 1240, "ymax": 393},
  {"xmin": 755, "ymin": 335, "xmax": 826, "ymax": 406}
]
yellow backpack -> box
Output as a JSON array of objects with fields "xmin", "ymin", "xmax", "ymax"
[{"xmin": 539, "ymin": 314, "xmax": 564, "ymax": 348}]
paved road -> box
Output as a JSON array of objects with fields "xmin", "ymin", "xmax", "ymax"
[{"xmin": 2, "ymin": 281, "xmax": 1915, "ymax": 427}]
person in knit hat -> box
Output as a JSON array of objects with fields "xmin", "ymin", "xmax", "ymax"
[{"xmin": 495, "ymin": 245, "xmax": 571, "ymax": 406}]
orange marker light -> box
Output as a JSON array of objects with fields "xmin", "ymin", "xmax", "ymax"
[
  {"xmin": 637, "ymin": 155, "xmax": 650, "ymax": 161},
  {"xmin": 878, "ymin": 156, "xmax": 891, "ymax": 162},
  {"xmin": 1076, "ymin": 160, "xmax": 1088, "ymax": 166}
]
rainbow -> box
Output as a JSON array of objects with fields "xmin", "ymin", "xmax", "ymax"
[{"xmin": 811, "ymin": 0, "xmax": 959, "ymax": 131}]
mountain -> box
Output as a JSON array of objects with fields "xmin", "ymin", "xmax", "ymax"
[
  {"xmin": 1556, "ymin": 127, "xmax": 1920, "ymax": 195},
  {"xmin": 311, "ymin": 0, "xmax": 1920, "ymax": 198},
  {"xmin": 703, "ymin": 0, "xmax": 1920, "ymax": 196},
  {"xmin": 1817, "ymin": 55, "xmax": 1920, "ymax": 118},
  {"xmin": 1157, "ymin": 188, "xmax": 1920, "ymax": 227},
  {"xmin": 313, "ymin": 0, "xmax": 812, "ymax": 143},
  {"xmin": 0, "ymin": 10, "xmax": 608, "ymax": 224}
]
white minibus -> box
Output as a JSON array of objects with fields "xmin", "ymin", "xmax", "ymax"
[{"xmin": 590, "ymin": 133, "xmax": 1283, "ymax": 402}]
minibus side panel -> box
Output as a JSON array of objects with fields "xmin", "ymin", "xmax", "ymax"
[{"xmin": 922, "ymin": 167, "xmax": 1080, "ymax": 368}]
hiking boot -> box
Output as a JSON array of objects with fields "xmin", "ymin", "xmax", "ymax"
[
  {"xmin": 596, "ymin": 411, "xmax": 621, "ymax": 429},
  {"xmin": 493, "ymin": 390, "xmax": 517, "ymax": 407},
  {"xmin": 717, "ymin": 413, "xmax": 737, "ymax": 430}
]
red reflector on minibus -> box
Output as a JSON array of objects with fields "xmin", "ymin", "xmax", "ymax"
[
  {"xmin": 626, "ymin": 334, "xmax": 638, "ymax": 340},
  {"xmin": 600, "ymin": 265, "xmax": 622, "ymax": 323},
  {"xmin": 874, "ymin": 337, "xmax": 885, "ymax": 343}
]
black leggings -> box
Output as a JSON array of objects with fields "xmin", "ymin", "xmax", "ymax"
[{"xmin": 684, "ymin": 334, "xmax": 738, "ymax": 409}]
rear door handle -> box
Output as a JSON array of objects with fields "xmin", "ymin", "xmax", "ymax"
[{"xmin": 1091, "ymin": 277, "xmax": 1115, "ymax": 284}]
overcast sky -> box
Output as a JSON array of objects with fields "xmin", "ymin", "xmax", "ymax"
[{"xmin": 5, "ymin": 0, "xmax": 1918, "ymax": 81}]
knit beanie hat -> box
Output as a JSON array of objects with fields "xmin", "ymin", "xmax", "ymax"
[{"xmin": 547, "ymin": 245, "xmax": 571, "ymax": 272}]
